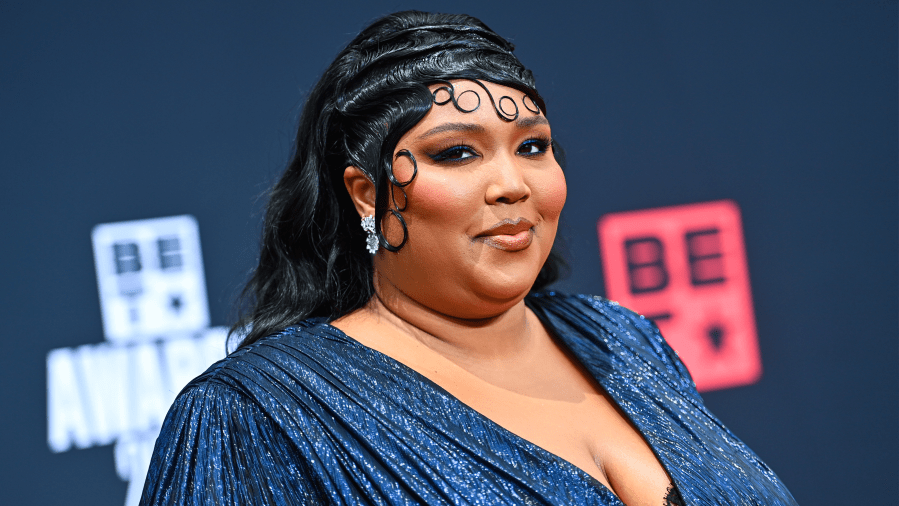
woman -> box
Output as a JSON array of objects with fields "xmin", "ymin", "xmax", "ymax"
[{"xmin": 141, "ymin": 11, "xmax": 797, "ymax": 506}]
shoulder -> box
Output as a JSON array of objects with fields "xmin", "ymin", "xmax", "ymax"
[
  {"xmin": 194, "ymin": 319, "xmax": 349, "ymax": 384},
  {"xmin": 526, "ymin": 291, "xmax": 664, "ymax": 346},
  {"xmin": 145, "ymin": 321, "xmax": 351, "ymax": 504},
  {"xmin": 526, "ymin": 292, "xmax": 698, "ymax": 395},
  {"xmin": 169, "ymin": 319, "xmax": 354, "ymax": 421}
]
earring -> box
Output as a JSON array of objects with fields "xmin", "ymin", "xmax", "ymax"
[{"xmin": 361, "ymin": 215, "xmax": 378, "ymax": 254}]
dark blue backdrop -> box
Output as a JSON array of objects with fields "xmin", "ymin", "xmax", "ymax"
[{"xmin": 2, "ymin": 1, "xmax": 896, "ymax": 504}]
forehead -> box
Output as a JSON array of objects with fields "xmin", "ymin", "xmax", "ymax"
[{"xmin": 406, "ymin": 79, "xmax": 547, "ymax": 134}]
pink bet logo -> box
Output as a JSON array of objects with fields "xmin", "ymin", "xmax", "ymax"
[{"xmin": 597, "ymin": 200, "xmax": 762, "ymax": 392}]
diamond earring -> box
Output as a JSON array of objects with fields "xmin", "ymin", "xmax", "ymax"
[{"xmin": 361, "ymin": 215, "xmax": 378, "ymax": 255}]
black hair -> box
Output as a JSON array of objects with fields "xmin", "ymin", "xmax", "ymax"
[{"xmin": 231, "ymin": 11, "xmax": 566, "ymax": 350}]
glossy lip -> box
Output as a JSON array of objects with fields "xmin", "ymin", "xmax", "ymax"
[{"xmin": 475, "ymin": 218, "xmax": 535, "ymax": 252}]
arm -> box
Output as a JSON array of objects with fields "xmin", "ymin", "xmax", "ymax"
[{"xmin": 140, "ymin": 380, "xmax": 331, "ymax": 506}]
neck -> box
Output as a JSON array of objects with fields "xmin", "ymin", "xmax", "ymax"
[{"xmin": 368, "ymin": 272, "xmax": 536, "ymax": 365}]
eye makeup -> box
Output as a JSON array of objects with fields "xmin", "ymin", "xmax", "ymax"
[
  {"xmin": 425, "ymin": 134, "xmax": 552, "ymax": 165},
  {"xmin": 427, "ymin": 144, "xmax": 479, "ymax": 163},
  {"xmin": 517, "ymin": 136, "xmax": 552, "ymax": 157}
]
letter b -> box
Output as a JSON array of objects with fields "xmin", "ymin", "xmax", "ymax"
[{"xmin": 624, "ymin": 237, "xmax": 669, "ymax": 294}]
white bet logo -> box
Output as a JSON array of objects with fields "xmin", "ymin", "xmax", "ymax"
[{"xmin": 91, "ymin": 215, "xmax": 209, "ymax": 342}]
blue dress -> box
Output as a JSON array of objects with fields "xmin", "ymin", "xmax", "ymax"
[{"xmin": 140, "ymin": 293, "xmax": 798, "ymax": 505}]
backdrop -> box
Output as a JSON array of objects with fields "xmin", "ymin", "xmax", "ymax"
[{"xmin": 2, "ymin": 1, "xmax": 896, "ymax": 504}]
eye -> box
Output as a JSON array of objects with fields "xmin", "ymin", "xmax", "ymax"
[
  {"xmin": 517, "ymin": 138, "xmax": 550, "ymax": 156},
  {"xmin": 428, "ymin": 145, "xmax": 478, "ymax": 163}
]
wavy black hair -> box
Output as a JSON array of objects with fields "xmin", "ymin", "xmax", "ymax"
[{"xmin": 232, "ymin": 11, "xmax": 566, "ymax": 350}]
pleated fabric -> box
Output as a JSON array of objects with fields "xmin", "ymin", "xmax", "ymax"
[{"xmin": 141, "ymin": 293, "xmax": 798, "ymax": 505}]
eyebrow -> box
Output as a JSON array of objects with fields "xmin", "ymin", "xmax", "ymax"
[
  {"xmin": 516, "ymin": 116, "xmax": 549, "ymax": 128},
  {"xmin": 418, "ymin": 122, "xmax": 485, "ymax": 139},
  {"xmin": 417, "ymin": 116, "xmax": 550, "ymax": 140}
]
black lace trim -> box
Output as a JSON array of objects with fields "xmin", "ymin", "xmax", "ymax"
[{"xmin": 664, "ymin": 485, "xmax": 685, "ymax": 505}]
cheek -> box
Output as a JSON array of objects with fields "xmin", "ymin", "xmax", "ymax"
[
  {"xmin": 534, "ymin": 167, "xmax": 567, "ymax": 219},
  {"xmin": 408, "ymin": 175, "xmax": 477, "ymax": 219},
  {"xmin": 411, "ymin": 180, "xmax": 454, "ymax": 209},
  {"xmin": 381, "ymin": 176, "xmax": 473, "ymax": 246}
]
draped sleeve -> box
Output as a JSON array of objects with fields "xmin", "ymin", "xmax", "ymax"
[
  {"xmin": 582, "ymin": 295, "xmax": 701, "ymax": 400},
  {"xmin": 140, "ymin": 378, "xmax": 331, "ymax": 505}
]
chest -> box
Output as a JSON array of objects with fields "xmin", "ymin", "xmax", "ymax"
[
  {"xmin": 446, "ymin": 370, "xmax": 676, "ymax": 506},
  {"xmin": 330, "ymin": 315, "xmax": 677, "ymax": 504}
]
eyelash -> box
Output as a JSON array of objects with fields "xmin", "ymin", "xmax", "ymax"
[
  {"xmin": 427, "ymin": 136, "xmax": 552, "ymax": 164},
  {"xmin": 518, "ymin": 136, "xmax": 552, "ymax": 157},
  {"xmin": 428, "ymin": 145, "xmax": 477, "ymax": 163}
]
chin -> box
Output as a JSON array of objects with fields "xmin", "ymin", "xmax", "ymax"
[
  {"xmin": 478, "ymin": 253, "xmax": 544, "ymax": 293},
  {"xmin": 415, "ymin": 271, "xmax": 532, "ymax": 320},
  {"xmin": 468, "ymin": 276, "xmax": 535, "ymax": 311},
  {"xmin": 442, "ymin": 297, "xmax": 521, "ymax": 321}
]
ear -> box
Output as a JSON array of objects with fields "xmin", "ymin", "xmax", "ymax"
[{"xmin": 343, "ymin": 166, "xmax": 376, "ymax": 218}]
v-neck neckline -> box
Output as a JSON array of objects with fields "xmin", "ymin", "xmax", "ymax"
[{"xmin": 317, "ymin": 295, "xmax": 682, "ymax": 505}]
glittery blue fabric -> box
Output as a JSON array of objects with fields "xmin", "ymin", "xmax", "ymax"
[{"xmin": 141, "ymin": 293, "xmax": 797, "ymax": 505}]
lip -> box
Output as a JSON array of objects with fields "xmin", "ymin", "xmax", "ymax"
[{"xmin": 475, "ymin": 218, "xmax": 535, "ymax": 252}]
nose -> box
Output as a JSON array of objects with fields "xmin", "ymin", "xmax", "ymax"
[{"xmin": 485, "ymin": 154, "xmax": 530, "ymax": 205}]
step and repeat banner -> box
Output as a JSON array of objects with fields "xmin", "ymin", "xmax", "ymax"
[{"xmin": 3, "ymin": 1, "xmax": 896, "ymax": 505}]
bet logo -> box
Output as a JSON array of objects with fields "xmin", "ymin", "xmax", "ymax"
[{"xmin": 598, "ymin": 200, "xmax": 762, "ymax": 391}]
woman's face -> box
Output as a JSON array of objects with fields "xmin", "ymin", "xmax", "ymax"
[{"xmin": 375, "ymin": 80, "xmax": 567, "ymax": 319}]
